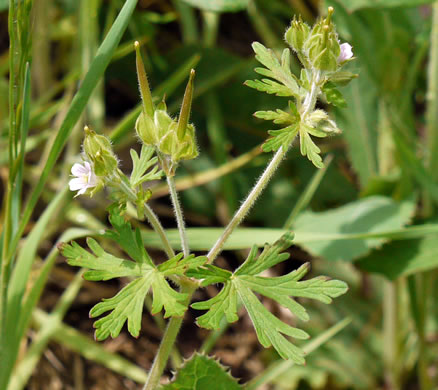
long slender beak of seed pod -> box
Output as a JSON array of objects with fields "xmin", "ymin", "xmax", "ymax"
[
  {"xmin": 326, "ymin": 6, "xmax": 334, "ymax": 24},
  {"xmin": 177, "ymin": 69, "xmax": 196, "ymax": 141},
  {"xmin": 135, "ymin": 41, "xmax": 154, "ymax": 118}
]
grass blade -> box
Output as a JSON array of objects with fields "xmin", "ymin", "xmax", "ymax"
[
  {"xmin": 1, "ymin": 188, "xmax": 69, "ymax": 388},
  {"xmin": 6, "ymin": 0, "xmax": 138, "ymax": 264},
  {"xmin": 31, "ymin": 309, "xmax": 148, "ymax": 384},
  {"xmin": 284, "ymin": 154, "xmax": 333, "ymax": 229}
]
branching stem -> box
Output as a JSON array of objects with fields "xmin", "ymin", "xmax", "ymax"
[
  {"xmin": 118, "ymin": 177, "xmax": 175, "ymax": 259},
  {"xmin": 141, "ymin": 56, "xmax": 324, "ymax": 387}
]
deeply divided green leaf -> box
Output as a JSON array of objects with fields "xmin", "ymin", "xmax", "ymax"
[
  {"xmin": 61, "ymin": 215, "xmax": 206, "ymax": 340},
  {"xmin": 189, "ymin": 233, "xmax": 348, "ymax": 363}
]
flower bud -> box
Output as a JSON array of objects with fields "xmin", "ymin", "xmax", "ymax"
[
  {"xmin": 284, "ymin": 16, "xmax": 310, "ymax": 53},
  {"xmin": 304, "ymin": 7, "xmax": 340, "ymax": 71},
  {"xmin": 83, "ymin": 126, "xmax": 118, "ymax": 177}
]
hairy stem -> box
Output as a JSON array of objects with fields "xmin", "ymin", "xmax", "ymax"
[
  {"xmin": 207, "ymin": 68, "xmax": 321, "ymax": 264},
  {"xmin": 118, "ymin": 178, "xmax": 175, "ymax": 259},
  {"xmin": 143, "ymin": 283, "xmax": 196, "ymax": 390},
  {"xmin": 207, "ymin": 146, "xmax": 286, "ymax": 263},
  {"xmin": 167, "ymin": 175, "xmax": 189, "ymax": 257},
  {"xmin": 301, "ymin": 70, "xmax": 321, "ymax": 118},
  {"xmin": 140, "ymin": 62, "xmax": 323, "ymax": 388}
]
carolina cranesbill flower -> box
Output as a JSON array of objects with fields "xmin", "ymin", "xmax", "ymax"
[
  {"xmin": 338, "ymin": 42, "xmax": 353, "ymax": 62},
  {"xmin": 69, "ymin": 161, "xmax": 97, "ymax": 196}
]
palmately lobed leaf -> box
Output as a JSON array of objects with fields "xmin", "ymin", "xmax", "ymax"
[
  {"xmin": 190, "ymin": 232, "xmax": 348, "ymax": 364},
  {"xmin": 61, "ymin": 212, "xmax": 207, "ymax": 340}
]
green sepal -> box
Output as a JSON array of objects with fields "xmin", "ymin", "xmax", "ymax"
[
  {"xmin": 328, "ymin": 71, "xmax": 358, "ymax": 86},
  {"xmin": 135, "ymin": 111, "xmax": 158, "ymax": 145},
  {"xmin": 83, "ymin": 127, "xmax": 118, "ymax": 177},
  {"xmin": 305, "ymin": 9, "xmax": 341, "ymax": 72},
  {"xmin": 322, "ymin": 82, "xmax": 347, "ymax": 108},
  {"xmin": 285, "ymin": 15, "xmax": 310, "ymax": 53}
]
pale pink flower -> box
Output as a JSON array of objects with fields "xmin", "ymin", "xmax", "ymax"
[
  {"xmin": 338, "ymin": 42, "xmax": 353, "ymax": 62},
  {"xmin": 69, "ymin": 161, "xmax": 97, "ymax": 196}
]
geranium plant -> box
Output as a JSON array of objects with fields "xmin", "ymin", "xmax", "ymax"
[{"xmin": 61, "ymin": 7, "xmax": 355, "ymax": 388}]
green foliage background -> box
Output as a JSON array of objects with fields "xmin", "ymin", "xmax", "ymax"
[{"xmin": 1, "ymin": 0, "xmax": 438, "ymax": 389}]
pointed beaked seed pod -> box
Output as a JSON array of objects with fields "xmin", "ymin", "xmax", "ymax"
[
  {"xmin": 284, "ymin": 15, "xmax": 310, "ymax": 53},
  {"xmin": 305, "ymin": 7, "xmax": 340, "ymax": 71},
  {"xmin": 135, "ymin": 41, "xmax": 154, "ymax": 118},
  {"xmin": 177, "ymin": 69, "xmax": 195, "ymax": 141},
  {"xmin": 83, "ymin": 126, "xmax": 118, "ymax": 177},
  {"xmin": 135, "ymin": 69, "xmax": 198, "ymax": 173}
]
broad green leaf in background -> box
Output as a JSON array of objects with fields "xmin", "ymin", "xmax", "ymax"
[
  {"xmin": 325, "ymin": 0, "xmax": 436, "ymax": 12},
  {"xmin": 61, "ymin": 215, "xmax": 206, "ymax": 340},
  {"xmin": 293, "ymin": 196, "xmax": 415, "ymax": 261},
  {"xmin": 358, "ymin": 233, "xmax": 438, "ymax": 280},
  {"xmin": 141, "ymin": 224, "xmax": 438, "ymax": 252},
  {"xmin": 189, "ymin": 233, "xmax": 348, "ymax": 364},
  {"xmin": 160, "ymin": 354, "xmax": 241, "ymax": 390},
  {"xmin": 0, "ymin": 0, "xmax": 7, "ymax": 11},
  {"xmin": 180, "ymin": 0, "xmax": 249, "ymax": 13}
]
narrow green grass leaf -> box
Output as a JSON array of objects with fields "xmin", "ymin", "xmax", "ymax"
[
  {"xmin": 181, "ymin": 0, "xmax": 249, "ymax": 12},
  {"xmin": 17, "ymin": 228, "xmax": 94, "ymax": 352},
  {"xmin": 7, "ymin": 0, "xmax": 138, "ymax": 263},
  {"xmin": 326, "ymin": 0, "xmax": 436, "ymax": 12},
  {"xmin": 284, "ymin": 154, "xmax": 333, "ymax": 228},
  {"xmin": 8, "ymin": 271, "xmax": 84, "ymax": 390},
  {"xmin": 393, "ymin": 132, "xmax": 438, "ymax": 204},
  {"xmin": 334, "ymin": 72, "xmax": 378, "ymax": 187},
  {"xmin": 31, "ymin": 309, "xmax": 147, "ymax": 384},
  {"xmin": 2, "ymin": 188, "xmax": 69, "ymax": 388}
]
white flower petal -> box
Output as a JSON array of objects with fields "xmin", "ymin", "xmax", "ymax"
[
  {"xmin": 71, "ymin": 163, "xmax": 88, "ymax": 176},
  {"xmin": 338, "ymin": 42, "xmax": 353, "ymax": 62},
  {"xmin": 87, "ymin": 170, "xmax": 98, "ymax": 187},
  {"xmin": 69, "ymin": 177, "xmax": 87, "ymax": 191},
  {"xmin": 83, "ymin": 161, "xmax": 92, "ymax": 172}
]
